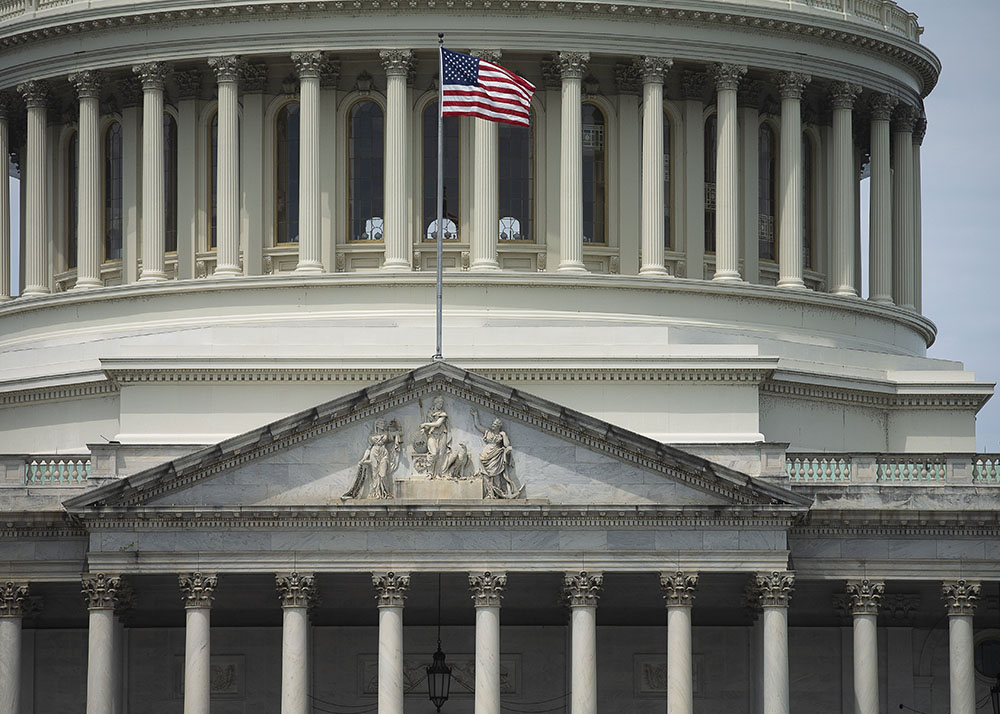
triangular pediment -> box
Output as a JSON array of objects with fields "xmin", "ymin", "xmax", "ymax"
[{"xmin": 64, "ymin": 363, "xmax": 808, "ymax": 512}]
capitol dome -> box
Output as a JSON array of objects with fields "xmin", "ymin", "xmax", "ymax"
[{"xmin": 0, "ymin": 2, "xmax": 997, "ymax": 714}]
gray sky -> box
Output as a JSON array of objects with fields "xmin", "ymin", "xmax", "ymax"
[{"xmin": 8, "ymin": 4, "xmax": 998, "ymax": 449}]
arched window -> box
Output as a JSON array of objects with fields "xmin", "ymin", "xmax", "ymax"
[
  {"xmin": 758, "ymin": 123, "xmax": 777, "ymax": 262},
  {"xmin": 210, "ymin": 111, "xmax": 218, "ymax": 249},
  {"xmin": 164, "ymin": 113, "xmax": 178, "ymax": 253},
  {"xmin": 582, "ymin": 103, "xmax": 606, "ymax": 244},
  {"xmin": 423, "ymin": 101, "xmax": 460, "ymax": 240},
  {"xmin": 704, "ymin": 115, "xmax": 717, "ymax": 252},
  {"xmin": 275, "ymin": 102, "xmax": 300, "ymax": 244},
  {"xmin": 103, "ymin": 121, "xmax": 123, "ymax": 261},
  {"xmin": 802, "ymin": 133, "xmax": 814, "ymax": 270},
  {"xmin": 67, "ymin": 132, "xmax": 78, "ymax": 269},
  {"xmin": 498, "ymin": 116, "xmax": 533, "ymax": 241},
  {"xmin": 348, "ymin": 99, "xmax": 385, "ymax": 241},
  {"xmin": 663, "ymin": 111, "xmax": 672, "ymax": 249}
]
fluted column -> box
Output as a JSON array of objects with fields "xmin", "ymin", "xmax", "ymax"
[
  {"xmin": 292, "ymin": 52, "xmax": 325, "ymax": 273},
  {"xmin": 373, "ymin": 572, "xmax": 409, "ymax": 714},
  {"xmin": 557, "ymin": 52, "xmax": 589, "ymax": 273},
  {"xmin": 847, "ymin": 579, "xmax": 883, "ymax": 714},
  {"xmin": 82, "ymin": 574, "xmax": 125, "ymax": 714},
  {"xmin": 829, "ymin": 82, "xmax": 861, "ymax": 296},
  {"xmin": 892, "ymin": 104, "xmax": 917, "ymax": 310},
  {"xmin": 0, "ymin": 582, "xmax": 28, "ymax": 714},
  {"xmin": 776, "ymin": 72, "xmax": 810, "ymax": 289},
  {"xmin": 912, "ymin": 118, "xmax": 925, "ymax": 313},
  {"xmin": 942, "ymin": 580, "xmax": 979, "ymax": 714},
  {"xmin": 710, "ymin": 63, "xmax": 746, "ymax": 282},
  {"xmin": 276, "ymin": 573, "xmax": 317, "ymax": 714},
  {"xmin": 470, "ymin": 49, "xmax": 503, "ymax": 271},
  {"xmin": 755, "ymin": 571, "xmax": 794, "ymax": 714},
  {"xmin": 17, "ymin": 81, "xmax": 50, "ymax": 297},
  {"xmin": 208, "ymin": 57, "xmax": 243, "ymax": 277},
  {"xmin": 563, "ymin": 572, "xmax": 602, "ymax": 714},
  {"xmin": 660, "ymin": 572, "xmax": 698, "ymax": 714},
  {"xmin": 132, "ymin": 62, "xmax": 170, "ymax": 282},
  {"xmin": 868, "ymin": 93, "xmax": 897, "ymax": 305},
  {"xmin": 179, "ymin": 573, "xmax": 217, "ymax": 714},
  {"xmin": 380, "ymin": 49, "xmax": 414, "ymax": 271},
  {"xmin": 0, "ymin": 96, "xmax": 12, "ymax": 300},
  {"xmin": 470, "ymin": 572, "xmax": 506, "ymax": 714},
  {"xmin": 66, "ymin": 72, "xmax": 103, "ymax": 289},
  {"xmin": 639, "ymin": 56, "xmax": 672, "ymax": 276}
]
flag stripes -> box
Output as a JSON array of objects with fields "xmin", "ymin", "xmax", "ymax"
[{"xmin": 440, "ymin": 49, "xmax": 535, "ymax": 127}]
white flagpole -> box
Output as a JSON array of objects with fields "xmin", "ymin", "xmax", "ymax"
[{"xmin": 433, "ymin": 33, "xmax": 445, "ymax": 361}]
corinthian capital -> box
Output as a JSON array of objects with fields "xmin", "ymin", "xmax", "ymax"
[
  {"xmin": 913, "ymin": 116, "xmax": 927, "ymax": 145},
  {"xmin": 380, "ymin": 49, "xmax": 414, "ymax": 77},
  {"xmin": 82, "ymin": 573, "xmax": 125, "ymax": 611},
  {"xmin": 373, "ymin": 571, "xmax": 410, "ymax": 608},
  {"xmin": 556, "ymin": 52, "xmax": 590, "ymax": 81},
  {"xmin": 754, "ymin": 571, "xmax": 795, "ymax": 608},
  {"xmin": 0, "ymin": 92, "xmax": 11, "ymax": 120},
  {"xmin": 846, "ymin": 579, "xmax": 884, "ymax": 616},
  {"xmin": 68, "ymin": 71, "xmax": 103, "ymax": 100},
  {"xmin": 133, "ymin": 62, "xmax": 169, "ymax": 91},
  {"xmin": 292, "ymin": 51, "xmax": 326, "ymax": 80},
  {"xmin": 0, "ymin": 582, "xmax": 29, "ymax": 617},
  {"xmin": 16, "ymin": 80, "xmax": 49, "ymax": 109},
  {"xmin": 828, "ymin": 81, "xmax": 862, "ymax": 111},
  {"xmin": 869, "ymin": 92, "xmax": 899, "ymax": 121},
  {"xmin": 893, "ymin": 103, "xmax": 919, "ymax": 133},
  {"xmin": 469, "ymin": 571, "xmax": 507, "ymax": 607},
  {"xmin": 208, "ymin": 55, "xmax": 246, "ymax": 84},
  {"xmin": 776, "ymin": 71, "xmax": 811, "ymax": 101},
  {"xmin": 639, "ymin": 56, "xmax": 673, "ymax": 84},
  {"xmin": 710, "ymin": 63, "xmax": 747, "ymax": 92},
  {"xmin": 276, "ymin": 572, "xmax": 318, "ymax": 608},
  {"xmin": 660, "ymin": 571, "xmax": 698, "ymax": 608},
  {"xmin": 179, "ymin": 572, "xmax": 218, "ymax": 609},
  {"xmin": 563, "ymin": 571, "xmax": 603, "ymax": 607},
  {"xmin": 942, "ymin": 579, "xmax": 980, "ymax": 616}
]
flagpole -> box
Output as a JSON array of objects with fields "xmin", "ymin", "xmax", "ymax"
[{"xmin": 433, "ymin": 33, "xmax": 445, "ymax": 361}]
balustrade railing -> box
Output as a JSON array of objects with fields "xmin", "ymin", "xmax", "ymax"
[
  {"xmin": 23, "ymin": 457, "xmax": 90, "ymax": 485},
  {"xmin": 973, "ymin": 455, "xmax": 1000, "ymax": 484},
  {"xmin": 787, "ymin": 453, "xmax": 1000, "ymax": 486},
  {"xmin": 876, "ymin": 455, "xmax": 946, "ymax": 482},
  {"xmin": 787, "ymin": 455, "xmax": 851, "ymax": 483}
]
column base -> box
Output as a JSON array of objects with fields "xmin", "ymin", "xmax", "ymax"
[
  {"xmin": 776, "ymin": 278, "xmax": 807, "ymax": 289},
  {"xmin": 0, "ymin": 295, "xmax": 11, "ymax": 302},
  {"xmin": 20, "ymin": 287, "xmax": 50, "ymax": 298},
  {"xmin": 868, "ymin": 295, "xmax": 894, "ymax": 306},
  {"xmin": 470, "ymin": 261, "xmax": 501, "ymax": 272},
  {"xmin": 72, "ymin": 278, "xmax": 104, "ymax": 290},
  {"xmin": 832, "ymin": 286, "xmax": 859, "ymax": 297},
  {"xmin": 137, "ymin": 271, "xmax": 168, "ymax": 283},
  {"xmin": 381, "ymin": 260, "xmax": 412, "ymax": 272},
  {"xmin": 712, "ymin": 271, "xmax": 743, "ymax": 283},
  {"xmin": 294, "ymin": 262, "xmax": 324, "ymax": 274},
  {"xmin": 639, "ymin": 265, "xmax": 670, "ymax": 277},
  {"xmin": 557, "ymin": 261, "xmax": 588, "ymax": 273},
  {"xmin": 213, "ymin": 266, "xmax": 242, "ymax": 278}
]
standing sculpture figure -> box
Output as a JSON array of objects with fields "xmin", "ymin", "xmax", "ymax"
[
  {"xmin": 343, "ymin": 418, "xmax": 402, "ymax": 499},
  {"xmin": 471, "ymin": 409, "xmax": 522, "ymax": 498},
  {"xmin": 419, "ymin": 396, "xmax": 451, "ymax": 478}
]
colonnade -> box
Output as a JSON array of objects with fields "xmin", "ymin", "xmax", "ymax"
[{"xmin": 3, "ymin": 51, "xmax": 924, "ymax": 309}]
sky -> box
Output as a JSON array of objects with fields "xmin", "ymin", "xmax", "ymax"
[{"xmin": 7, "ymin": 2, "xmax": 999, "ymax": 449}]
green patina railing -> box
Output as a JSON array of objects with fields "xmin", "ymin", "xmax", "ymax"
[
  {"xmin": 786, "ymin": 455, "xmax": 851, "ymax": 483},
  {"xmin": 876, "ymin": 457, "xmax": 947, "ymax": 483},
  {"xmin": 23, "ymin": 458, "xmax": 91, "ymax": 485},
  {"xmin": 973, "ymin": 455, "xmax": 1000, "ymax": 484}
]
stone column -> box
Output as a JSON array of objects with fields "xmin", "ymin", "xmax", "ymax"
[
  {"xmin": 829, "ymin": 82, "xmax": 861, "ymax": 296},
  {"xmin": 868, "ymin": 93, "xmax": 897, "ymax": 305},
  {"xmin": 556, "ymin": 51, "xmax": 590, "ymax": 273},
  {"xmin": 0, "ymin": 96, "xmax": 8, "ymax": 301},
  {"xmin": 380, "ymin": 49, "xmax": 414, "ymax": 271},
  {"xmin": 847, "ymin": 579, "xmax": 884, "ymax": 714},
  {"xmin": 776, "ymin": 72, "xmax": 810, "ymax": 289},
  {"xmin": 638, "ymin": 56, "xmax": 672, "ymax": 276},
  {"xmin": 912, "ymin": 117, "xmax": 925, "ymax": 313},
  {"xmin": 133, "ymin": 62, "xmax": 170, "ymax": 282},
  {"xmin": 942, "ymin": 579, "xmax": 980, "ymax": 714},
  {"xmin": 179, "ymin": 573, "xmax": 218, "ymax": 714},
  {"xmin": 563, "ymin": 572, "xmax": 602, "ymax": 714},
  {"xmin": 175, "ymin": 70, "xmax": 201, "ymax": 280},
  {"xmin": 292, "ymin": 52, "xmax": 325, "ymax": 273},
  {"xmin": 373, "ymin": 572, "xmax": 409, "ymax": 714},
  {"xmin": 469, "ymin": 572, "xmax": 506, "ymax": 714},
  {"xmin": 892, "ymin": 104, "xmax": 917, "ymax": 310},
  {"xmin": 16, "ymin": 80, "xmax": 50, "ymax": 297},
  {"xmin": 276, "ymin": 573, "xmax": 317, "ymax": 714},
  {"xmin": 710, "ymin": 63, "xmax": 746, "ymax": 282},
  {"xmin": 469, "ymin": 50, "xmax": 503, "ymax": 272},
  {"xmin": 82, "ymin": 574, "xmax": 125, "ymax": 714},
  {"xmin": 755, "ymin": 571, "xmax": 794, "ymax": 714},
  {"xmin": 66, "ymin": 72, "xmax": 103, "ymax": 289},
  {"xmin": 208, "ymin": 56, "xmax": 243, "ymax": 277},
  {"xmin": 681, "ymin": 72, "xmax": 706, "ymax": 281},
  {"xmin": 0, "ymin": 582, "xmax": 28, "ymax": 714},
  {"xmin": 661, "ymin": 571, "xmax": 698, "ymax": 714}
]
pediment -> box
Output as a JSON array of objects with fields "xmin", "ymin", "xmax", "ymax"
[{"xmin": 65, "ymin": 363, "xmax": 808, "ymax": 511}]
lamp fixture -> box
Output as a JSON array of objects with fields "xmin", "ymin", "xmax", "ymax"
[{"xmin": 426, "ymin": 573, "xmax": 452, "ymax": 712}]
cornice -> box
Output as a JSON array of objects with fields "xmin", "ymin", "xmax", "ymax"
[
  {"xmin": 0, "ymin": 1, "xmax": 939, "ymax": 97},
  {"xmin": 0, "ymin": 378, "xmax": 118, "ymax": 407},
  {"xmin": 761, "ymin": 379, "xmax": 991, "ymax": 412}
]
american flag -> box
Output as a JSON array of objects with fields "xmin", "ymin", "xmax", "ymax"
[{"xmin": 440, "ymin": 48, "xmax": 535, "ymax": 127}]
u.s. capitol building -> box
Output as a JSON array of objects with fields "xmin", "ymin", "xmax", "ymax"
[{"xmin": 0, "ymin": 1, "xmax": 997, "ymax": 713}]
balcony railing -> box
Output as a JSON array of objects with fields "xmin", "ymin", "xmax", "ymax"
[{"xmin": 787, "ymin": 453, "xmax": 1000, "ymax": 485}]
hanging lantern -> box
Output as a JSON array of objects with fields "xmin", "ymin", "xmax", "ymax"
[
  {"xmin": 991, "ymin": 675, "xmax": 1000, "ymax": 714},
  {"xmin": 426, "ymin": 642, "xmax": 452, "ymax": 712}
]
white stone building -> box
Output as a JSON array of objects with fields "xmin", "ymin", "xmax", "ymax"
[{"xmin": 0, "ymin": 1, "xmax": 998, "ymax": 713}]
